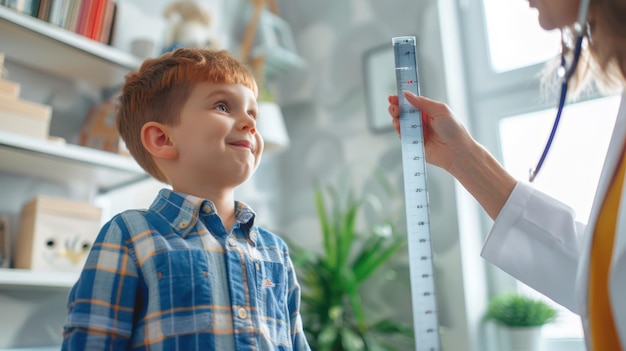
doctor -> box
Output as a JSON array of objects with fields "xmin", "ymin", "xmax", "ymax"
[{"xmin": 387, "ymin": 0, "xmax": 626, "ymax": 349}]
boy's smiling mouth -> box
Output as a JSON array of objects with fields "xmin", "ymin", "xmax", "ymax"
[{"xmin": 228, "ymin": 140, "xmax": 255, "ymax": 152}]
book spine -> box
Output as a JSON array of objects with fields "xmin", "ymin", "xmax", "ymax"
[{"xmin": 98, "ymin": 0, "xmax": 114, "ymax": 43}]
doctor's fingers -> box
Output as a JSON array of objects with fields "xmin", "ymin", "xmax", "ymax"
[
  {"xmin": 402, "ymin": 91, "xmax": 453, "ymax": 118},
  {"xmin": 387, "ymin": 95, "xmax": 401, "ymax": 137}
]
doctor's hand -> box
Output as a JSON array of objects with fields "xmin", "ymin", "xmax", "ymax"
[
  {"xmin": 387, "ymin": 91, "xmax": 476, "ymax": 175},
  {"xmin": 387, "ymin": 90, "xmax": 517, "ymax": 220}
]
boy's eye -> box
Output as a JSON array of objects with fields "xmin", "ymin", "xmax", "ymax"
[{"xmin": 215, "ymin": 103, "xmax": 229, "ymax": 112}]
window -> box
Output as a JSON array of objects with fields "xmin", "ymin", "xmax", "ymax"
[{"xmin": 482, "ymin": 0, "xmax": 560, "ymax": 73}]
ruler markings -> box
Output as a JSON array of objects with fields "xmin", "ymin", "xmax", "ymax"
[{"xmin": 393, "ymin": 36, "xmax": 441, "ymax": 351}]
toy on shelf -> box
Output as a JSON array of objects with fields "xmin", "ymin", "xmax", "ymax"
[
  {"xmin": 79, "ymin": 98, "xmax": 123, "ymax": 154},
  {"xmin": 162, "ymin": 0, "xmax": 221, "ymax": 52},
  {"xmin": 14, "ymin": 196, "xmax": 102, "ymax": 272},
  {"xmin": 238, "ymin": 0, "xmax": 306, "ymax": 89}
]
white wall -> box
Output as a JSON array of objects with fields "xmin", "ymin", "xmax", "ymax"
[{"xmin": 271, "ymin": 0, "xmax": 488, "ymax": 349}]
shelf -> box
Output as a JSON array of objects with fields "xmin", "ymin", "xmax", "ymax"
[
  {"xmin": 0, "ymin": 130, "xmax": 148, "ymax": 193},
  {"xmin": 0, "ymin": 268, "xmax": 78, "ymax": 290},
  {"xmin": 0, "ymin": 6, "xmax": 142, "ymax": 87}
]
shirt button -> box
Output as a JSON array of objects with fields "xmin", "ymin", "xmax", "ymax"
[
  {"xmin": 237, "ymin": 308, "xmax": 247, "ymax": 319},
  {"xmin": 179, "ymin": 221, "xmax": 188, "ymax": 229},
  {"xmin": 228, "ymin": 238, "xmax": 237, "ymax": 247},
  {"xmin": 202, "ymin": 204, "xmax": 212, "ymax": 213}
]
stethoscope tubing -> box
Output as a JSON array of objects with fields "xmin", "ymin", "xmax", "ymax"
[{"xmin": 529, "ymin": 33, "xmax": 585, "ymax": 182}]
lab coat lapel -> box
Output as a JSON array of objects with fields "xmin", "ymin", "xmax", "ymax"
[
  {"xmin": 610, "ymin": 93, "xmax": 626, "ymax": 348},
  {"xmin": 576, "ymin": 92, "xmax": 626, "ymax": 345}
]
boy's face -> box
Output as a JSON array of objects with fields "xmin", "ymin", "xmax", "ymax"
[{"xmin": 169, "ymin": 81, "xmax": 263, "ymax": 189}]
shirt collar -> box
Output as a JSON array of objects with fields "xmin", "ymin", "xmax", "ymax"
[{"xmin": 150, "ymin": 189, "xmax": 257, "ymax": 241}]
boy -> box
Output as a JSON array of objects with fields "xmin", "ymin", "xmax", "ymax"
[{"xmin": 62, "ymin": 48, "xmax": 311, "ymax": 351}]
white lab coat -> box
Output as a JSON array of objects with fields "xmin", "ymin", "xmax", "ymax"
[{"xmin": 481, "ymin": 92, "xmax": 626, "ymax": 349}]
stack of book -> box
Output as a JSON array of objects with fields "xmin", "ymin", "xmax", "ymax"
[
  {"xmin": 0, "ymin": 0, "xmax": 117, "ymax": 44},
  {"xmin": 0, "ymin": 52, "xmax": 53, "ymax": 139}
]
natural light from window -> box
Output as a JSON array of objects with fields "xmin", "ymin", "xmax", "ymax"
[
  {"xmin": 482, "ymin": 0, "xmax": 561, "ymax": 72},
  {"xmin": 498, "ymin": 94, "xmax": 622, "ymax": 339}
]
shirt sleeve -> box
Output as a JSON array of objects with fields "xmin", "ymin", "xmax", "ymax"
[
  {"xmin": 62, "ymin": 216, "xmax": 140, "ymax": 350},
  {"xmin": 481, "ymin": 181, "xmax": 586, "ymax": 313},
  {"xmin": 285, "ymin": 255, "xmax": 312, "ymax": 351}
]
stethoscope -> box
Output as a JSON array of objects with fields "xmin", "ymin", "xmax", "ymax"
[{"xmin": 528, "ymin": 0, "xmax": 591, "ymax": 182}]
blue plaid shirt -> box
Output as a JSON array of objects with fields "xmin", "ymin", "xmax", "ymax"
[{"xmin": 62, "ymin": 189, "xmax": 310, "ymax": 351}]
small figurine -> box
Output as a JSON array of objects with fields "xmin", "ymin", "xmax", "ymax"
[{"xmin": 162, "ymin": 0, "xmax": 220, "ymax": 52}]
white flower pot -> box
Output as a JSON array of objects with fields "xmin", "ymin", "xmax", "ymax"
[{"xmin": 498, "ymin": 325, "xmax": 542, "ymax": 351}]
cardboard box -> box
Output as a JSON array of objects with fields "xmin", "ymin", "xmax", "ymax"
[{"xmin": 14, "ymin": 196, "xmax": 102, "ymax": 272}]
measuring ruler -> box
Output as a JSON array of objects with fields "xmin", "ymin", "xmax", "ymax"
[{"xmin": 392, "ymin": 36, "xmax": 441, "ymax": 351}]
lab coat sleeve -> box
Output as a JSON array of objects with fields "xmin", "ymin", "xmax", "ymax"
[{"xmin": 481, "ymin": 181, "xmax": 585, "ymax": 313}]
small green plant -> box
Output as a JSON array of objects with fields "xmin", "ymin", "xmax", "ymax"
[{"xmin": 485, "ymin": 293, "xmax": 558, "ymax": 327}]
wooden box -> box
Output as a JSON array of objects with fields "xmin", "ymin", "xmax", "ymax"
[
  {"xmin": 0, "ymin": 94, "xmax": 52, "ymax": 139},
  {"xmin": 14, "ymin": 196, "xmax": 102, "ymax": 272}
]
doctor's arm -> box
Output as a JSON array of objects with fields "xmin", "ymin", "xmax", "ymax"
[{"xmin": 388, "ymin": 92, "xmax": 585, "ymax": 312}]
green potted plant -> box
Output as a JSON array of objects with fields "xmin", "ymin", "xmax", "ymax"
[
  {"xmin": 288, "ymin": 184, "xmax": 413, "ymax": 351},
  {"xmin": 485, "ymin": 293, "xmax": 558, "ymax": 351}
]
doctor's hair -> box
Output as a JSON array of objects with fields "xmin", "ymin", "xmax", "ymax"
[
  {"xmin": 543, "ymin": 0, "xmax": 626, "ymax": 100},
  {"xmin": 116, "ymin": 48, "xmax": 258, "ymax": 183}
]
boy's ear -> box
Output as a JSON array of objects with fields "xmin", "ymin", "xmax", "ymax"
[{"xmin": 141, "ymin": 121, "xmax": 178, "ymax": 160}]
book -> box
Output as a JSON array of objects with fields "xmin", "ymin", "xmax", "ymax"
[
  {"xmin": 75, "ymin": 0, "xmax": 92, "ymax": 35},
  {"xmin": 56, "ymin": 0, "xmax": 71, "ymax": 28},
  {"xmin": 27, "ymin": 0, "xmax": 40, "ymax": 17},
  {"xmin": 90, "ymin": 0, "xmax": 106, "ymax": 40},
  {"xmin": 48, "ymin": 0, "xmax": 65, "ymax": 26},
  {"xmin": 98, "ymin": 0, "xmax": 114, "ymax": 44},
  {"xmin": 65, "ymin": 0, "xmax": 81, "ymax": 31},
  {"xmin": 100, "ymin": 0, "xmax": 115, "ymax": 44},
  {"xmin": 37, "ymin": 0, "xmax": 50, "ymax": 21}
]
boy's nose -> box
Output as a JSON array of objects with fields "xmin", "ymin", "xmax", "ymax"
[{"xmin": 237, "ymin": 113, "xmax": 257, "ymax": 133}]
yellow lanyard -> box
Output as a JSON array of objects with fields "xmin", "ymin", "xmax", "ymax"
[{"xmin": 589, "ymin": 148, "xmax": 626, "ymax": 350}]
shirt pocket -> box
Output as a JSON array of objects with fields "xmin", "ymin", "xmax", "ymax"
[
  {"xmin": 256, "ymin": 260, "xmax": 291, "ymax": 346},
  {"xmin": 154, "ymin": 249, "xmax": 213, "ymax": 336}
]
